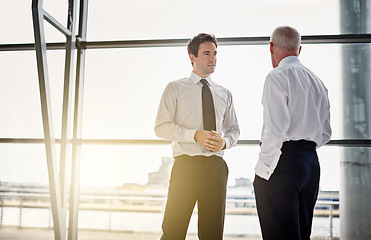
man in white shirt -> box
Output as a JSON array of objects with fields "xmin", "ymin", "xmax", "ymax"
[
  {"xmin": 254, "ymin": 26, "xmax": 331, "ymax": 240},
  {"xmin": 155, "ymin": 33, "xmax": 240, "ymax": 240}
]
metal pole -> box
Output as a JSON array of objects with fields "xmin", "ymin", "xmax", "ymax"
[
  {"xmin": 60, "ymin": 0, "xmax": 77, "ymax": 215},
  {"xmin": 18, "ymin": 198, "xmax": 23, "ymax": 229},
  {"xmin": 108, "ymin": 199, "xmax": 112, "ymax": 231},
  {"xmin": 329, "ymin": 204, "xmax": 333, "ymax": 238},
  {"xmin": 68, "ymin": 1, "xmax": 88, "ymax": 239},
  {"xmin": 49, "ymin": 206, "xmax": 52, "ymax": 228},
  {"xmin": 32, "ymin": 0, "xmax": 70, "ymax": 239},
  {"xmin": 0, "ymin": 196, "xmax": 3, "ymax": 226},
  {"xmin": 340, "ymin": 0, "xmax": 371, "ymax": 239}
]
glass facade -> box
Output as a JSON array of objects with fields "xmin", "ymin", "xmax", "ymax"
[
  {"xmin": 82, "ymin": 43, "xmax": 359, "ymax": 140},
  {"xmin": 87, "ymin": 0, "xmax": 341, "ymax": 40},
  {"xmin": 1, "ymin": 0, "xmax": 371, "ymax": 239},
  {"xmin": 0, "ymin": 50, "xmax": 66, "ymax": 139}
]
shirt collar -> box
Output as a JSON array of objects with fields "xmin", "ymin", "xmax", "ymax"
[
  {"xmin": 278, "ymin": 55, "xmax": 301, "ymax": 67},
  {"xmin": 190, "ymin": 72, "xmax": 212, "ymax": 86}
]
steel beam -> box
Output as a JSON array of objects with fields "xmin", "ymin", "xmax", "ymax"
[
  {"xmin": 31, "ymin": 0, "xmax": 65, "ymax": 239},
  {"xmin": 32, "ymin": 0, "xmax": 81, "ymax": 239},
  {"xmin": 2, "ymin": 34, "xmax": 371, "ymax": 52},
  {"xmin": 68, "ymin": 0, "xmax": 88, "ymax": 239},
  {"xmin": 59, "ymin": 0, "xmax": 78, "ymax": 214},
  {"xmin": 43, "ymin": 11, "xmax": 72, "ymax": 37},
  {"xmin": 340, "ymin": 0, "xmax": 371, "ymax": 239}
]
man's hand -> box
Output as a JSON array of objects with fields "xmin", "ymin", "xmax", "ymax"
[{"xmin": 194, "ymin": 130, "xmax": 226, "ymax": 152}]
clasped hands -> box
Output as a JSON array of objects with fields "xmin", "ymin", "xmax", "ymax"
[{"xmin": 194, "ymin": 130, "xmax": 226, "ymax": 152}]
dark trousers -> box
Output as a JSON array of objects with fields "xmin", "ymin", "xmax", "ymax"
[
  {"xmin": 160, "ymin": 155, "xmax": 229, "ymax": 240},
  {"xmin": 253, "ymin": 140, "xmax": 320, "ymax": 240}
]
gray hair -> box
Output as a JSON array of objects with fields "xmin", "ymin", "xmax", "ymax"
[{"xmin": 270, "ymin": 26, "xmax": 301, "ymax": 52}]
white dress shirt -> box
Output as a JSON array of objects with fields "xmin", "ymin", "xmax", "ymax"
[
  {"xmin": 155, "ymin": 72, "xmax": 240, "ymax": 157},
  {"xmin": 255, "ymin": 56, "xmax": 332, "ymax": 180}
]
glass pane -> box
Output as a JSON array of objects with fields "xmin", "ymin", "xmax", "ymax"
[
  {"xmin": 77, "ymin": 143, "xmax": 343, "ymax": 237},
  {"xmin": 80, "ymin": 144, "xmax": 172, "ymax": 187},
  {"xmin": 226, "ymin": 145, "xmax": 342, "ymax": 191},
  {"xmin": 0, "ymin": 50, "xmax": 65, "ymax": 138},
  {"xmin": 0, "ymin": 1, "xmax": 34, "ymax": 44},
  {"xmin": 0, "ymin": 144, "xmax": 52, "ymax": 229},
  {"xmin": 83, "ymin": 43, "xmax": 363, "ymax": 140},
  {"xmin": 0, "ymin": 51, "xmax": 43, "ymax": 138},
  {"xmin": 79, "ymin": 144, "xmax": 341, "ymax": 190},
  {"xmin": 87, "ymin": 0, "xmax": 341, "ymax": 41},
  {"xmin": 82, "ymin": 47, "xmax": 191, "ymax": 139},
  {"xmin": 82, "ymin": 46, "xmax": 268, "ymax": 139},
  {"xmin": 0, "ymin": 144, "xmax": 49, "ymax": 184},
  {"xmin": 0, "ymin": 1, "xmax": 68, "ymax": 44}
]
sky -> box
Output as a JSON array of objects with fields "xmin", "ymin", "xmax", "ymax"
[{"xmin": 0, "ymin": 0, "xmax": 345, "ymax": 190}]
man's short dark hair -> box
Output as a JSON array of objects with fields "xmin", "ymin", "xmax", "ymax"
[{"xmin": 187, "ymin": 33, "xmax": 218, "ymax": 57}]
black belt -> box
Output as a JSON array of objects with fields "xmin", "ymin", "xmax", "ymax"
[{"xmin": 283, "ymin": 140, "xmax": 317, "ymax": 150}]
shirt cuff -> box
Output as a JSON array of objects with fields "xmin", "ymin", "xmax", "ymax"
[
  {"xmin": 254, "ymin": 161, "xmax": 273, "ymax": 180},
  {"xmin": 186, "ymin": 129, "xmax": 198, "ymax": 143},
  {"xmin": 223, "ymin": 137, "xmax": 231, "ymax": 149}
]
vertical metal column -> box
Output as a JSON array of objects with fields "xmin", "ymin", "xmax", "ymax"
[
  {"xmin": 340, "ymin": 0, "xmax": 371, "ymax": 239},
  {"xmin": 68, "ymin": 0, "xmax": 88, "ymax": 239},
  {"xmin": 32, "ymin": 0, "xmax": 83, "ymax": 239},
  {"xmin": 32, "ymin": 1, "xmax": 65, "ymax": 239},
  {"xmin": 60, "ymin": 0, "xmax": 78, "ymax": 215}
]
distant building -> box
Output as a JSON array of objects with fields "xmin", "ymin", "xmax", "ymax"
[
  {"xmin": 234, "ymin": 177, "xmax": 252, "ymax": 188},
  {"xmin": 147, "ymin": 157, "xmax": 173, "ymax": 186}
]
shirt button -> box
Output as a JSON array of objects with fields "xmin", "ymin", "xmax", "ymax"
[{"xmin": 266, "ymin": 171, "xmax": 270, "ymax": 175}]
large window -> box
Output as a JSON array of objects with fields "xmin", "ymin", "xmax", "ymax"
[
  {"xmin": 1, "ymin": 0, "xmax": 370, "ymax": 238},
  {"xmin": 80, "ymin": 43, "xmax": 347, "ymax": 190},
  {"xmin": 87, "ymin": 0, "xmax": 341, "ymax": 40}
]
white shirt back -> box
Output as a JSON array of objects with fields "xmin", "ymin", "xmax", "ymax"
[{"xmin": 255, "ymin": 56, "xmax": 331, "ymax": 180}]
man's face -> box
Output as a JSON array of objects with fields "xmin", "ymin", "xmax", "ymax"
[{"xmin": 190, "ymin": 41, "xmax": 217, "ymax": 78}]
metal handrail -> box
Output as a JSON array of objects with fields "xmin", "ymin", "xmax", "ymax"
[{"xmin": 0, "ymin": 192, "xmax": 339, "ymax": 237}]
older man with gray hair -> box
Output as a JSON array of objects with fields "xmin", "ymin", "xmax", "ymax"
[{"xmin": 253, "ymin": 26, "xmax": 331, "ymax": 240}]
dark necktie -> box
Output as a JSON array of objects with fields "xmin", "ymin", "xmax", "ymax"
[{"xmin": 200, "ymin": 79, "xmax": 216, "ymax": 131}]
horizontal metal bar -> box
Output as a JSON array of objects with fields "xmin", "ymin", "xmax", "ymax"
[
  {"xmin": 1, "ymin": 34, "xmax": 371, "ymax": 52},
  {"xmin": 1, "ymin": 138, "xmax": 371, "ymax": 146},
  {"xmin": 79, "ymin": 38, "xmax": 189, "ymax": 49},
  {"xmin": 0, "ymin": 43, "xmax": 65, "ymax": 51},
  {"xmin": 43, "ymin": 11, "xmax": 72, "ymax": 37},
  {"xmin": 237, "ymin": 140, "xmax": 260, "ymax": 145},
  {"xmin": 79, "ymin": 139, "xmax": 171, "ymax": 145},
  {"xmin": 80, "ymin": 34, "xmax": 371, "ymax": 49},
  {"xmin": 301, "ymin": 34, "xmax": 371, "ymax": 44},
  {"xmin": 0, "ymin": 138, "xmax": 170, "ymax": 145},
  {"xmin": 0, "ymin": 138, "xmax": 46, "ymax": 144},
  {"xmin": 0, "ymin": 192, "xmax": 339, "ymax": 205},
  {"xmin": 326, "ymin": 139, "xmax": 371, "ymax": 147}
]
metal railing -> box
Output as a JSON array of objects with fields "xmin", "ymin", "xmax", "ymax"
[{"xmin": 0, "ymin": 192, "xmax": 339, "ymax": 237}]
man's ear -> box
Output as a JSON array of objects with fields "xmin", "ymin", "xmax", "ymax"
[
  {"xmin": 189, "ymin": 54, "xmax": 196, "ymax": 64},
  {"xmin": 269, "ymin": 42, "xmax": 274, "ymax": 54},
  {"xmin": 298, "ymin": 46, "xmax": 302, "ymax": 56}
]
